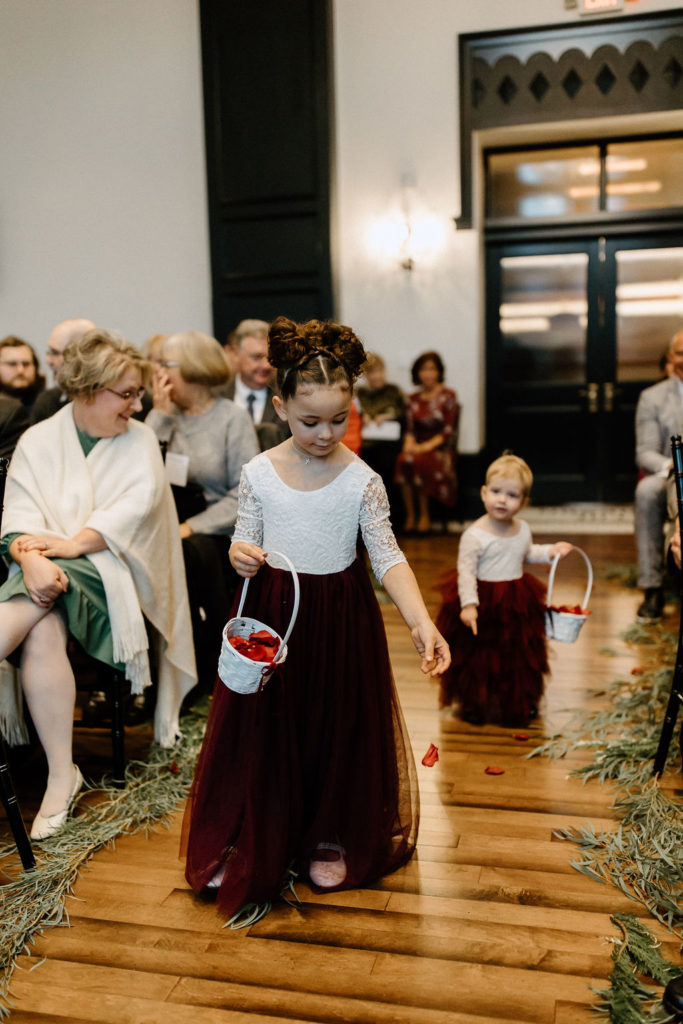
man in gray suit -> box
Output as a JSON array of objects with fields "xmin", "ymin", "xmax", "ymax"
[
  {"xmin": 634, "ymin": 329, "xmax": 683, "ymax": 620},
  {"xmin": 223, "ymin": 319, "xmax": 289, "ymax": 451}
]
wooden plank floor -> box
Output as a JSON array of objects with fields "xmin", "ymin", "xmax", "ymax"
[{"xmin": 4, "ymin": 531, "xmax": 682, "ymax": 1023}]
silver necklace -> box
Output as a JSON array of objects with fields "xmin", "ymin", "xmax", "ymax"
[{"xmin": 291, "ymin": 440, "xmax": 312, "ymax": 465}]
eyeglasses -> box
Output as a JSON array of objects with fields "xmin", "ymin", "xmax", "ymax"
[{"xmin": 105, "ymin": 386, "xmax": 146, "ymax": 402}]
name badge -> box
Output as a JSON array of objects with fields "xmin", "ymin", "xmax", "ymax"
[{"xmin": 165, "ymin": 451, "xmax": 189, "ymax": 487}]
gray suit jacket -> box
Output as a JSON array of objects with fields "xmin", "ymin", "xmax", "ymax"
[
  {"xmin": 221, "ymin": 379, "xmax": 289, "ymax": 450},
  {"xmin": 635, "ymin": 376, "xmax": 683, "ymax": 475}
]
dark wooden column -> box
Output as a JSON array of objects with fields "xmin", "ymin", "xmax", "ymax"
[{"xmin": 200, "ymin": 0, "xmax": 334, "ymax": 341}]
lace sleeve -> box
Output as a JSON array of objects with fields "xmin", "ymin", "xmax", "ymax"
[
  {"xmin": 359, "ymin": 475, "xmax": 407, "ymax": 583},
  {"xmin": 231, "ymin": 469, "xmax": 263, "ymax": 546}
]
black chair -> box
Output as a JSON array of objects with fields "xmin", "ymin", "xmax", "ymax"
[
  {"xmin": 74, "ymin": 652, "xmax": 127, "ymax": 788},
  {"xmin": 0, "ymin": 455, "xmax": 36, "ymax": 869}
]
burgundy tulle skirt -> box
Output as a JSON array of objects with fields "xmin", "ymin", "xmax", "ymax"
[
  {"xmin": 182, "ymin": 559, "xmax": 418, "ymax": 918},
  {"xmin": 435, "ymin": 571, "xmax": 548, "ymax": 725}
]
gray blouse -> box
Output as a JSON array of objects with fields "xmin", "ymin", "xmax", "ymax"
[{"xmin": 146, "ymin": 398, "xmax": 259, "ymax": 535}]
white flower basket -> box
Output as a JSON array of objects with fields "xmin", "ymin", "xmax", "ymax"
[
  {"xmin": 545, "ymin": 546, "xmax": 593, "ymax": 644},
  {"xmin": 218, "ymin": 550, "xmax": 300, "ymax": 694}
]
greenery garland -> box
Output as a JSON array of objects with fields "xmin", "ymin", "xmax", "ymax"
[
  {"xmin": 531, "ymin": 623, "xmax": 683, "ymax": 1019},
  {"xmin": 0, "ymin": 701, "xmax": 209, "ymax": 1019},
  {"xmin": 529, "ymin": 656, "xmax": 678, "ymax": 788},
  {"xmin": 556, "ymin": 783, "xmax": 683, "ymax": 936},
  {"xmin": 596, "ymin": 914, "xmax": 682, "ymax": 1024}
]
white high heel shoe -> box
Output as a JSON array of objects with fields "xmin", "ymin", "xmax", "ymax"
[{"xmin": 30, "ymin": 765, "xmax": 84, "ymax": 841}]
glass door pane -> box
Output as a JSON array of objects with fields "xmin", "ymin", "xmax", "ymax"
[
  {"xmin": 500, "ymin": 252, "xmax": 588, "ymax": 383},
  {"xmin": 487, "ymin": 243, "xmax": 598, "ymax": 503},
  {"xmin": 615, "ymin": 247, "xmax": 683, "ymax": 381},
  {"xmin": 488, "ymin": 147, "xmax": 600, "ymax": 220},
  {"xmin": 606, "ymin": 139, "xmax": 683, "ymax": 212}
]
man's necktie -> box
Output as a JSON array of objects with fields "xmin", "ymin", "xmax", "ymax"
[{"xmin": 246, "ymin": 392, "xmax": 255, "ymax": 420}]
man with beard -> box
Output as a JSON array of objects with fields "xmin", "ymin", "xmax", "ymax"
[{"xmin": 0, "ymin": 336, "xmax": 45, "ymax": 414}]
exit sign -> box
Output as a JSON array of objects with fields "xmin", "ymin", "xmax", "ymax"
[{"xmin": 580, "ymin": 0, "xmax": 624, "ymax": 12}]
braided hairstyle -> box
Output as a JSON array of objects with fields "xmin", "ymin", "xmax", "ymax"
[{"xmin": 268, "ymin": 316, "xmax": 366, "ymax": 401}]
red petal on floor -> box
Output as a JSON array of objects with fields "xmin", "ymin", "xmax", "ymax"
[
  {"xmin": 484, "ymin": 766, "xmax": 504, "ymax": 775},
  {"xmin": 514, "ymin": 733, "xmax": 529, "ymax": 741},
  {"xmin": 421, "ymin": 743, "xmax": 439, "ymax": 767},
  {"xmin": 630, "ymin": 667, "xmax": 644, "ymax": 675}
]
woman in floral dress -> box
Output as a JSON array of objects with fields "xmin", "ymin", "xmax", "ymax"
[{"xmin": 395, "ymin": 350, "xmax": 458, "ymax": 533}]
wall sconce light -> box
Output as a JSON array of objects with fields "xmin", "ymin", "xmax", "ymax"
[{"xmin": 365, "ymin": 179, "xmax": 446, "ymax": 272}]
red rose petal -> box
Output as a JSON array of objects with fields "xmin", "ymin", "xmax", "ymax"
[
  {"xmin": 246, "ymin": 644, "xmax": 269, "ymax": 662},
  {"xmin": 229, "ymin": 629, "xmax": 281, "ymax": 663},
  {"xmin": 250, "ymin": 629, "xmax": 279, "ymax": 647},
  {"xmin": 514, "ymin": 733, "xmax": 529, "ymax": 742},
  {"xmin": 630, "ymin": 667, "xmax": 644, "ymax": 675},
  {"xmin": 547, "ymin": 604, "xmax": 590, "ymax": 615},
  {"xmin": 170, "ymin": 761, "xmax": 179, "ymax": 775},
  {"xmin": 228, "ymin": 636, "xmax": 249, "ymax": 652},
  {"xmin": 421, "ymin": 743, "xmax": 439, "ymax": 767},
  {"xmin": 484, "ymin": 766, "xmax": 505, "ymax": 775}
]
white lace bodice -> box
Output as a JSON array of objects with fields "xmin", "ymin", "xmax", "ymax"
[{"xmin": 232, "ymin": 452, "xmax": 406, "ymax": 581}]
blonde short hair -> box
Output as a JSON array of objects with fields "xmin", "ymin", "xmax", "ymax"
[
  {"xmin": 363, "ymin": 352, "xmax": 385, "ymax": 374},
  {"xmin": 163, "ymin": 331, "xmax": 230, "ymax": 387},
  {"xmin": 59, "ymin": 328, "xmax": 150, "ymax": 400},
  {"xmin": 142, "ymin": 333, "xmax": 167, "ymax": 361},
  {"xmin": 485, "ymin": 453, "xmax": 533, "ymax": 497}
]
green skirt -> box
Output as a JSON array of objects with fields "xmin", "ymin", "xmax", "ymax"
[{"xmin": 0, "ymin": 556, "xmax": 122, "ymax": 670}]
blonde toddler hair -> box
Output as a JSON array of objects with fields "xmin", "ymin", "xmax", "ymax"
[{"xmin": 485, "ymin": 453, "xmax": 533, "ymax": 498}]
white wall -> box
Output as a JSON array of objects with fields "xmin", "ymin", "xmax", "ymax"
[
  {"xmin": 0, "ymin": 0, "xmax": 211, "ymax": 355},
  {"xmin": 332, "ymin": 0, "xmax": 682, "ymax": 450},
  {"xmin": 2, "ymin": 0, "xmax": 681, "ymax": 449}
]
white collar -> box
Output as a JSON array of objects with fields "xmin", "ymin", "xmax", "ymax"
[{"xmin": 235, "ymin": 375, "xmax": 267, "ymax": 400}]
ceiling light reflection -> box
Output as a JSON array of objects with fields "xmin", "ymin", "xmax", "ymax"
[
  {"xmin": 500, "ymin": 317, "xmax": 551, "ymax": 334},
  {"xmin": 500, "ymin": 301, "xmax": 588, "ymax": 317}
]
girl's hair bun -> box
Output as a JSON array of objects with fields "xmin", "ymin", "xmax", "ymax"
[
  {"xmin": 317, "ymin": 321, "xmax": 366, "ymax": 380},
  {"xmin": 268, "ymin": 315, "xmax": 367, "ymax": 398},
  {"xmin": 268, "ymin": 316, "xmax": 310, "ymax": 368}
]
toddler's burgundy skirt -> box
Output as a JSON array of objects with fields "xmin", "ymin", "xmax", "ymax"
[
  {"xmin": 435, "ymin": 571, "xmax": 548, "ymax": 725},
  {"xmin": 183, "ymin": 559, "xmax": 418, "ymax": 918}
]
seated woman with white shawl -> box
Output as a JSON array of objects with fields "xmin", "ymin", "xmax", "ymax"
[{"xmin": 0, "ymin": 328, "xmax": 196, "ymax": 841}]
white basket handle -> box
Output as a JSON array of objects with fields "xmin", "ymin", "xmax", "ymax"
[
  {"xmin": 236, "ymin": 550, "xmax": 300, "ymax": 662},
  {"xmin": 546, "ymin": 545, "xmax": 593, "ymax": 611}
]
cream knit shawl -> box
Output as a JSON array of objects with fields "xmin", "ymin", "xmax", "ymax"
[{"xmin": 1, "ymin": 404, "xmax": 197, "ymax": 746}]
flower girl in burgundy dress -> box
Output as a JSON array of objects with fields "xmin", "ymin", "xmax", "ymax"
[
  {"xmin": 436, "ymin": 454, "xmax": 571, "ymax": 728},
  {"xmin": 183, "ymin": 316, "xmax": 450, "ymax": 918}
]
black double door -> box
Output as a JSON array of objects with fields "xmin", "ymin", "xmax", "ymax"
[{"xmin": 486, "ymin": 235, "xmax": 683, "ymax": 503}]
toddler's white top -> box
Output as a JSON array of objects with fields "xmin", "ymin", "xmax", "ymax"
[
  {"xmin": 458, "ymin": 519, "xmax": 552, "ymax": 607},
  {"xmin": 232, "ymin": 451, "xmax": 407, "ymax": 582}
]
